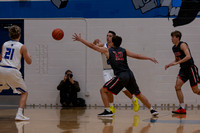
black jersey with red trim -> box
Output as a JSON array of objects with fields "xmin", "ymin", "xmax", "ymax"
[
  {"xmin": 172, "ymin": 41, "xmax": 194, "ymax": 68},
  {"xmin": 108, "ymin": 47, "xmax": 130, "ymax": 75}
]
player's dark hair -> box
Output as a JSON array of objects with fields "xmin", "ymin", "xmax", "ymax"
[
  {"xmin": 112, "ymin": 36, "xmax": 122, "ymax": 47},
  {"xmin": 171, "ymin": 30, "xmax": 182, "ymax": 40},
  {"xmin": 108, "ymin": 31, "xmax": 116, "ymax": 37},
  {"xmin": 9, "ymin": 25, "xmax": 21, "ymax": 40},
  {"xmin": 65, "ymin": 70, "xmax": 72, "ymax": 74}
]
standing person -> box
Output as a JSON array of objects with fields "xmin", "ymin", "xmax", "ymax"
[
  {"xmin": 57, "ymin": 70, "xmax": 81, "ymax": 107},
  {"xmin": 72, "ymin": 33, "xmax": 159, "ymax": 117},
  {"xmin": 0, "ymin": 25, "xmax": 32, "ymax": 120},
  {"xmin": 165, "ymin": 30, "xmax": 200, "ymax": 114},
  {"xmin": 93, "ymin": 31, "xmax": 139, "ymax": 113}
]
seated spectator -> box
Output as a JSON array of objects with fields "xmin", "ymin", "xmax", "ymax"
[{"xmin": 57, "ymin": 70, "xmax": 80, "ymax": 107}]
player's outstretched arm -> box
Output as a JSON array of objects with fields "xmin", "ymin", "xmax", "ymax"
[
  {"xmin": 21, "ymin": 45, "xmax": 32, "ymax": 65},
  {"xmin": 126, "ymin": 49, "xmax": 158, "ymax": 64},
  {"xmin": 72, "ymin": 33, "xmax": 107, "ymax": 54}
]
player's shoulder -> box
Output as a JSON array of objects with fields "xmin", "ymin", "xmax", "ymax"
[
  {"xmin": 118, "ymin": 47, "xmax": 126, "ymax": 51},
  {"xmin": 180, "ymin": 42, "xmax": 188, "ymax": 48},
  {"xmin": 16, "ymin": 41, "xmax": 23, "ymax": 46}
]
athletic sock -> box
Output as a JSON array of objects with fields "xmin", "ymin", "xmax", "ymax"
[
  {"xmin": 180, "ymin": 103, "xmax": 185, "ymax": 109},
  {"xmin": 110, "ymin": 103, "xmax": 114, "ymax": 107},
  {"xmin": 17, "ymin": 108, "xmax": 23, "ymax": 115},
  {"xmin": 132, "ymin": 97, "xmax": 136, "ymax": 102},
  {"xmin": 105, "ymin": 108, "xmax": 111, "ymax": 112},
  {"xmin": 150, "ymin": 107, "xmax": 154, "ymax": 110}
]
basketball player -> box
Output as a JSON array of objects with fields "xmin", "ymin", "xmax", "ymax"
[
  {"xmin": 0, "ymin": 25, "xmax": 32, "ymax": 120},
  {"xmin": 165, "ymin": 30, "xmax": 200, "ymax": 114},
  {"xmin": 72, "ymin": 33, "xmax": 159, "ymax": 117},
  {"xmin": 93, "ymin": 31, "xmax": 139, "ymax": 113}
]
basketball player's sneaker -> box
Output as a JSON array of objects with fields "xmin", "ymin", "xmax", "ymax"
[
  {"xmin": 132, "ymin": 97, "xmax": 139, "ymax": 112},
  {"xmin": 150, "ymin": 109, "xmax": 159, "ymax": 116},
  {"xmin": 172, "ymin": 107, "xmax": 186, "ymax": 114},
  {"xmin": 15, "ymin": 114, "xmax": 30, "ymax": 121},
  {"xmin": 98, "ymin": 109, "xmax": 113, "ymax": 117},
  {"xmin": 110, "ymin": 105, "xmax": 115, "ymax": 113}
]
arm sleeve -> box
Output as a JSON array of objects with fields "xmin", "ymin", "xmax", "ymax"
[
  {"xmin": 57, "ymin": 80, "xmax": 65, "ymax": 90},
  {"xmin": 73, "ymin": 81, "xmax": 80, "ymax": 92}
]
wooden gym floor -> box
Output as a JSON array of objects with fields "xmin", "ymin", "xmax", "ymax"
[{"xmin": 0, "ymin": 106, "xmax": 200, "ymax": 133}]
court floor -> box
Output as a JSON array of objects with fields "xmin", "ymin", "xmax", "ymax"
[{"xmin": 0, "ymin": 106, "xmax": 200, "ymax": 133}]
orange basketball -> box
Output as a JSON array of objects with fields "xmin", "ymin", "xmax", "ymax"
[{"xmin": 52, "ymin": 28, "xmax": 64, "ymax": 40}]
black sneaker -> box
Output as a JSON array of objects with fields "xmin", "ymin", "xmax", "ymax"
[
  {"xmin": 150, "ymin": 109, "xmax": 159, "ymax": 116},
  {"xmin": 98, "ymin": 109, "xmax": 113, "ymax": 117}
]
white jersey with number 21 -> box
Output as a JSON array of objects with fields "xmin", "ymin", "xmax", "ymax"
[{"xmin": 0, "ymin": 40, "xmax": 23, "ymax": 70}]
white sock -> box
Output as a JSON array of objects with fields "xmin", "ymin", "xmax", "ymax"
[
  {"xmin": 132, "ymin": 97, "xmax": 135, "ymax": 102},
  {"xmin": 180, "ymin": 103, "xmax": 185, "ymax": 109},
  {"xmin": 105, "ymin": 108, "xmax": 111, "ymax": 112},
  {"xmin": 17, "ymin": 108, "xmax": 23, "ymax": 115},
  {"xmin": 150, "ymin": 107, "xmax": 154, "ymax": 110},
  {"xmin": 110, "ymin": 103, "xmax": 114, "ymax": 107}
]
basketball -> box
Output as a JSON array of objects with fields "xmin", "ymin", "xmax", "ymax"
[{"xmin": 52, "ymin": 28, "xmax": 64, "ymax": 40}]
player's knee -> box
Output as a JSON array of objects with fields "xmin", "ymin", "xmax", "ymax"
[
  {"xmin": 175, "ymin": 85, "xmax": 181, "ymax": 91},
  {"xmin": 100, "ymin": 87, "xmax": 107, "ymax": 93},
  {"xmin": 24, "ymin": 91, "xmax": 28, "ymax": 96},
  {"xmin": 21, "ymin": 91, "xmax": 28, "ymax": 97},
  {"xmin": 100, "ymin": 88, "xmax": 103, "ymax": 93},
  {"xmin": 135, "ymin": 93, "xmax": 141, "ymax": 98},
  {"xmin": 192, "ymin": 89, "xmax": 199, "ymax": 94}
]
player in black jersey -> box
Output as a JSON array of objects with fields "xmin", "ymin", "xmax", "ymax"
[
  {"xmin": 165, "ymin": 30, "xmax": 200, "ymax": 114},
  {"xmin": 73, "ymin": 33, "xmax": 159, "ymax": 117}
]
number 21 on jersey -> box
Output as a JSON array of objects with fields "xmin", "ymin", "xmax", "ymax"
[
  {"xmin": 4, "ymin": 48, "xmax": 15, "ymax": 60},
  {"xmin": 113, "ymin": 51, "xmax": 124, "ymax": 60}
]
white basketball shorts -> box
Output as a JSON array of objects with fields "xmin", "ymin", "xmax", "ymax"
[{"xmin": 0, "ymin": 67, "xmax": 27, "ymax": 94}]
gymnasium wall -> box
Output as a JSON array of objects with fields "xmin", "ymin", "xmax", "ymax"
[{"xmin": 24, "ymin": 18, "xmax": 200, "ymax": 106}]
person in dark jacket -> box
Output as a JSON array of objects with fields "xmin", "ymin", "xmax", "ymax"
[{"xmin": 57, "ymin": 70, "xmax": 80, "ymax": 107}]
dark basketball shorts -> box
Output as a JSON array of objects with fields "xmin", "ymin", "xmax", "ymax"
[
  {"xmin": 103, "ymin": 71, "xmax": 141, "ymax": 96},
  {"xmin": 178, "ymin": 65, "xmax": 200, "ymax": 87}
]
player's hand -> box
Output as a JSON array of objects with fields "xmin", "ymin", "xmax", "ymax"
[
  {"xmin": 64, "ymin": 75, "xmax": 67, "ymax": 82},
  {"xmin": 165, "ymin": 65, "xmax": 170, "ymax": 70},
  {"xmin": 165, "ymin": 62, "xmax": 178, "ymax": 70},
  {"xmin": 72, "ymin": 33, "xmax": 81, "ymax": 41},
  {"xmin": 93, "ymin": 39, "xmax": 100, "ymax": 45},
  {"xmin": 69, "ymin": 77, "xmax": 74, "ymax": 84},
  {"xmin": 150, "ymin": 58, "xmax": 158, "ymax": 64}
]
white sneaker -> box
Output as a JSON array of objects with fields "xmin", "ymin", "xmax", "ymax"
[{"xmin": 15, "ymin": 114, "xmax": 30, "ymax": 121}]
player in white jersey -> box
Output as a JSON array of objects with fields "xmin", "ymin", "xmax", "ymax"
[
  {"xmin": 93, "ymin": 31, "xmax": 139, "ymax": 113},
  {"xmin": 0, "ymin": 25, "xmax": 32, "ymax": 121}
]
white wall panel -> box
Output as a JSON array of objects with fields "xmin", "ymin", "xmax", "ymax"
[{"xmin": 24, "ymin": 19, "xmax": 87, "ymax": 105}]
